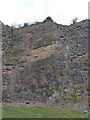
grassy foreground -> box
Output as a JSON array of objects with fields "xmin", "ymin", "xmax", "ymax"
[{"xmin": 2, "ymin": 105, "xmax": 87, "ymax": 118}]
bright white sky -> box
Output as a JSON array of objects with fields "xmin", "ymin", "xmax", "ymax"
[{"xmin": 0, "ymin": 0, "xmax": 89, "ymax": 26}]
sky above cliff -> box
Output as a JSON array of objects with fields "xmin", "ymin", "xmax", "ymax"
[{"xmin": 0, "ymin": 0, "xmax": 89, "ymax": 26}]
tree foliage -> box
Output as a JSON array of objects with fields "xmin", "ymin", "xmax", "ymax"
[{"xmin": 72, "ymin": 17, "xmax": 78, "ymax": 24}]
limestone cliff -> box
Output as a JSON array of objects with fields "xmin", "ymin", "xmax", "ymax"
[{"xmin": 2, "ymin": 18, "xmax": 88, "ymax": 103}]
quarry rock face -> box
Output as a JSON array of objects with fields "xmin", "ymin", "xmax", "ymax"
[{"xmin": 2, "ymin": 18, "xmax": 88, "ymax": 103}]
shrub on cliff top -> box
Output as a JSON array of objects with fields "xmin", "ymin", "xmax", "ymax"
[{"xmin": 43, "ymin": 16, "xmax": 53, "ymax": 22}]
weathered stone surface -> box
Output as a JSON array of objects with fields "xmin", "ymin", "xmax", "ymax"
[{"xmin": 2, "ymin": 18, "xmax": 88, "ymax": 103}]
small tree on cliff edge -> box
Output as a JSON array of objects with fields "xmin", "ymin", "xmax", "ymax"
[
  {"xmin": 43, "ymin": 17, "xmax": 53, "ymax": 22},
  {"xmin": 72, "ymin": 17, "xmax": 78, "ymax": 24}
]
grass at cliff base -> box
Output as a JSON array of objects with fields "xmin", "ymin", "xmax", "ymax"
[{"xmin": 2, "ymin": 104, "xmax": 87, "ymax": 118}]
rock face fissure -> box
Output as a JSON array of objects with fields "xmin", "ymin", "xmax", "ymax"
[{"xmin": 2, "ymin": 18, "xmax": 88, "ymax": 104}]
